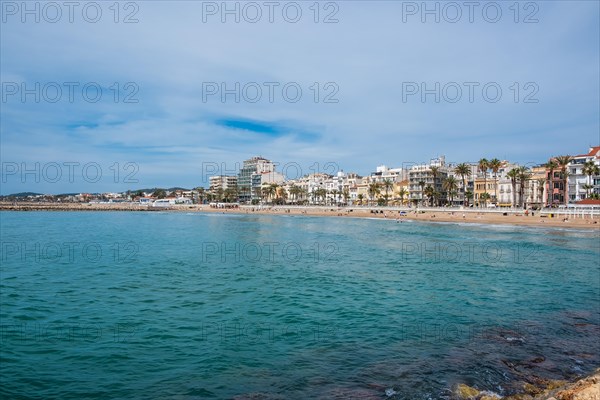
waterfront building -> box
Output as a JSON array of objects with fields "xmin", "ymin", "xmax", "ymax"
[
  {"xmin": 237, "ymin": 156, "xmax": 282, "ymax": 203},
  {"xmin": 408, "ymin": 156, "xmax": 449, "ymax": 206},
  {"xmin": 209, "ymin": 175, "xmax": 238, "ymax": 192},
  {"xmin": 567, "ymin": 146, "xmax": 600, "ymax": 203}
]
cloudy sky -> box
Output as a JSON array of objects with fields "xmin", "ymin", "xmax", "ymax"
[{"xmin": 1, "ymin": 1, "xmax": 599, "ymax": 194}]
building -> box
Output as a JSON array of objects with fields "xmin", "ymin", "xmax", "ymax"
[
  {"xmin": 209, "ymin": 175, "xmax": 238, "ymax": 192},
  {"xmin": 237, "ymin": 156, "xmax": 283, "ymax": 203},
  {"xmin": 408, "ymin": 156, "xmax": 449, "ymax": 206},
  {"xmin": 567, "ymin": 146, "xmax": 600, "ymax": 203}
]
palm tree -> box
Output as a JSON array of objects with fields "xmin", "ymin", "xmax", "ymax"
[
  {"xmin": 465, "ymin": 190, "xmax": 473, "ymax": 206},
  {"xmin": 536, "ymin": 178, "xmax": 546, "ymax": 206},
  {"xmin": 194, "ymin": 187, "xmax": 205, "ymax": 204},
  {"xmin": 544, "ymin": 159, "xmax": 558, "ymax": 207},
  {"xmin": 478, "ymin": 158, "xmax": 489, "ymax": 207},
  {"xmin": 443, "ymin": 176, "xmax": 458, "ymax": 206},
  {"xmin": 506, "ymin": 168, "xmax": 519, "ymax": 208},
  {"xmin": 342, "ymin": 188, "xmax": 350, "ymax": 205},
  {"xmin": 316, "ymin": 188, "xmax": 327, "ymax": 205},
  {"xmin": 424, "ymin": 185, "xmax": 435, "ymax": 206},
  {"xmin": 488, "ymin": 158, "xmax": 502, "ymax": 204},
  {"xmin": 397, "ymin": 188, "xmax": 407, "ymax": 205},
  {"xmin": 417, "ymin": 180, "xmax": 426, "ymax": 206},
  {"xmin": 382, "ymin": 179, "xmax": 393, "ymax": 205},
  {"xmin": 261, "ymin": 186, "xmax": 271, "ymax": 204},
  {"xmin": 368, "ymin": 182, "xmax": 381, "ymax": 206},
  {"xmin": 357, "ymin": 193, "xmax": 364, "ymax": 205},
  {"xmin": 554, "ymin": 155, "xmax": 573, "ymax": 205},
  {"xmin": 517, "ymin": 167, "xmax": 532, "ymax": 208},
  {"xmin": 454, "ymin": 163, "xmax": 472, "ymax": 206},
  {"xmin": 582, "ymin": 161, "xmax": 600, "ymax": 198},
  {"xmin": 430, "ymin": 166, "xmax": 440, "ymax": 186},
  {"xmin": 289, "ymin": 184, "xmax": 302, "ymax": 204},
  {"xmin": 480, "ymin": 192, "xmax": 491, "ymax": 206}
]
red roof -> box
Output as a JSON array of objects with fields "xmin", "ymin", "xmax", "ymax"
[
  {"xmin": 576, "ymin": 199, "xmax": 600, "ymax": 205},
  {"xmin": 576, "ymin": 146, "xmax": 600, "ymax": 158}
]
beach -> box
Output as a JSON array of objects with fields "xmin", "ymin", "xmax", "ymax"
[{"xmin": 2, "ymin": 201, "xmax": 599, "ymax": 230}]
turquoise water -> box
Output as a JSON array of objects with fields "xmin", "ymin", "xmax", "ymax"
[{"xmin": 1, "ymin": 211, "xmax": 599, "ymax": 399}]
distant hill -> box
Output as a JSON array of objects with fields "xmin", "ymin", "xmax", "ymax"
[
  {"xmin": 132, "ymin": 187, "xmax": 192, "ymax": 193},
  {"xmin": 3, "ymin": 192, "xmax": 43, "ymax": 198}
]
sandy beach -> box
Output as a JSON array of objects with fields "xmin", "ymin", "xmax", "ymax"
[{"xmin": 2, "ymin": 202, "xmax": 599, "ymax": 230}]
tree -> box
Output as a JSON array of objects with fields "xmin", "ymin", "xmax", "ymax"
[
  {"xmin": 342, "ymin": 188, "xmax": 350, "ymax": 205},
  {"xmin": 314, "ymin": 188, "xmax": 327, "ymax": 205},
  {"xmin": 478, "ymin": 158, "xmax": 489, "ymax": 207},
  {"xmin": 262, "ymin": 184, "xmax": 278, "ymax": 204},
  {"xmin": 454, "ymin": 163, "xmax": 472, "ymax": 206},
  {"xmin": 517, "ymin": 167, "xmax": 532, "ymax": 208},
  {"xmin": 152, "ymin": 189, "xmax": 167, "ymax": 199},
  {"xmin": 289, "ymin": 185, "xmax": 302, "ymax": 204},
  {"xmin": 368, "ymin": 182, "xmax": 381, "ymax": 206},
  {"xmin": 358, "ymin": 193, "xmax": 364, "ymax": 205},
  {"xmin": 418, "ymin": 180, "xmax": 426, "ymax": 206},
  {"xmin": 554, "ymin": 155, "xmax": 573, "ymax": 205},
  {"xmin": 443, "ymin": 176, "xmax": 458, "ymax": 206},
  {"xmin": 507, "ymin": 168, "xmax": 519, "ymax": 208},
  {"xmin": 480, "ymin": 192, "xmax": 491, "ymax": 206},
  {"xmin": 582, "ymin": 161, "xmax": 600, "ymax": 198},
  {"xmin": 194, "ymin": 187, "xmax": 205, "ymax": 204},
  {"xmin": 544, "ymin": 159, "xmax": 558, "ymax": 207},
  {"xmin": 424, "ymin": 185, "xmax": 435, "ymax": 206},
  {"xmin": 382, "ymin": 179, "xmax": 393, "ymax": 205},
  {"xmin": 536, "ymin": 178, "xmax": 546, "ymax": 206},
  {"xmin": 465, "ymin": 190, "xmax": 473, "ymax": 206},
  {"xmin": 397, "ymin": 188, "xmax": 407, "ymax": 205},
  {"xmin": 488, "ymin": 158, "xmax": 502, "ymax": 204}
]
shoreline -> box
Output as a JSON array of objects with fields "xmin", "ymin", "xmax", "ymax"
[{"xmin": 1, "ymin": 202, "xmax": 599, "ymax": 230}]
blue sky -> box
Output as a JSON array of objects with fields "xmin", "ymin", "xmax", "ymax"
[{"xmin": 1, "ymin": 1, "xmax": 599, "ymax": 194}]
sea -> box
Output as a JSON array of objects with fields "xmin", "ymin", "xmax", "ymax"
[{"xmin": 1, "ymin": 211, "xmax": 599, "ymax": 399}]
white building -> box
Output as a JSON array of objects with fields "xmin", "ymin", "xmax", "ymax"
[{"xmin": 567, "ymin": 146, "xmax": 600, "ymax": 203}]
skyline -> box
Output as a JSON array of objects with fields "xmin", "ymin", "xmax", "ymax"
[
  {"xmin": 1, "ymin": 1, "xmax": 599, "ymax": 194},
  {"xmin": 1, "ymin": 146, "xmax": 598, "ymax": 196}
]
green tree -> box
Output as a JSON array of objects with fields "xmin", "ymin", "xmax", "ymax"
[
  {"xmin": 507, "ymin": 168, "xmax": 519, "ymax": 208},
  {"xmin": 536, "ymin": 178, "xmax": 546, "ymax": 206},
  {"xmin": 465, "ymin": 190, "xmax": 473, "ymax": 206},
  {"xmin": 289, "ymin": 184, "xmax": 301, "ymax": 204},
  {"xmin": 488, "ymin": 158, "xmax": 502, "ymax": 204},
  {"xmin": 443, "ymin": 176, "xmax": 458, "ymax": 205},
  {"xmin": 478, "ymin": 158, "xmax": 489, "ymax": 207},
  {"xmin": 544, "ymin": 159, "xmax": 558, "ymax": 207},
  {"xmin": 454, "ymin": 163, "xmax": 472, "ymax": 206},
  {"xmin": 424, "ymin": 185, "xmax": 435, "ymax": 206},
  {"xmin": 152, "ymin": 189, "xmax": 167, "ymax": 199},
  {"xmin": 382, "ymin": 179, "xmax": 393, "ymax": 205},
  {"xmin": 517, "ymin": 167, "xmax": 532, "ymax": 208},
  {"xmin": 417, "ymin": 180, "xmax": 426, "ymax": 206},
  {"xmin": 397, "ymin": 188, "xmax": 407, "ymax": 205},
  {"xmin": 368, "ymin": 182, "xmax": 381, "ymax": 206},
  {"xmin": 582, "ymin": 161, "xmax": 600, "ymax": 198},
  {"xmin": 554, "ymin": 155, "xmax": 573, "ymax": 205}
]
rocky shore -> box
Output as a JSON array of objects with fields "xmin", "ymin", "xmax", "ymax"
[{"xmin": 453, "ymin": 369, "xmax": 599, "ymax": 400}]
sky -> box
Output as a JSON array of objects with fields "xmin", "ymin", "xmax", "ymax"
[{"xmin": 1, "ymin": 0, "xmax": 599, "ymax": 194}]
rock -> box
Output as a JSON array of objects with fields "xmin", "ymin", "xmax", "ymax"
[
  {"xmin": 524, "ymin": 383, "xmax": 542, "ymax": 395},
  {"xmin": 453, "ymin": 383, "xmax": 480, "ymax": 399},
  {"xmin": 533, "ymin": 369, "xmax": 600, "ymax": 400}
]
